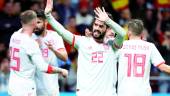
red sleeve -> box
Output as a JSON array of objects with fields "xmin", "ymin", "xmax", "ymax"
[
  {"xmin": 46, "ymin": 65, "xmax": 53, "ymax": 73},
  {"xmin": 114, "ymin": 42, "xmax": 123, "ymax": 49},
  {"xmin": 71, "ymin": 35, "xmax": 75, "ymax": 49},
  {"xmin": 47, "ymin": 23, "xmax": 54, "ymax": 30}
]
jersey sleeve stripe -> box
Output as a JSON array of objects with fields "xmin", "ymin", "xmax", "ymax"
[
  {"xmin": 71, "ymin": 35, "xmax": 75, "ymax": 49},
  {"xmin": 156, "ymin": 61, "xmax": 165, "ymax": 67},
  {"xmin": 114, "ymin": 42, "xmax": 123, "ymax": 49}
]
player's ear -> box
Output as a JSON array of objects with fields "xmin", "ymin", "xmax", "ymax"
[
  {"xmin": 31, "ymin": 18, "xmax": 37, "ymax": 27},
  {"xmin": 127, "ymin": 30, "xmax": 131, "ymax": 39},
  {"xmin": 45, "ymin": 20, "xmax": 48, "ymax": 26},
  {"xmin": 140, "ymin": 32, "xmax": 144, "ymax": 40}
]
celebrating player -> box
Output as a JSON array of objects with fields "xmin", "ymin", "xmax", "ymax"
[
  {"xmin": 8, "ymin": 10, "xmax": 68, "ymax": 96},
  {"xmin": 33, "ymin": 10, "xmax": 68, "ymax": 96},
  {"xmin": 117, "ymin": 19, "xmax": 170, "ymax": 96},
  {"xmin": 44, "ymin": 0, "xmax": 126, "ymax": 96}
]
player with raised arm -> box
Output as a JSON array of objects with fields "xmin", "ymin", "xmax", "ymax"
[
  {"xmin": 117, "ymin": 19, "xmax": 170, "ymax": 96},
  {"xmin": 44, "ymin": 0, "xmax": 126, "ymax": 96},
  {"xmin": 33, "ymin": 10, "xmax": 68, "ymax": 96},
  {"xmin": 8, "ymin": 10, "xmax": 68, "ymax": 96}
]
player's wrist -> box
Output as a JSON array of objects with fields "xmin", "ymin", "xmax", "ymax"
[
  {"xmin": 55, "ymin": 67, "xmax": 63, "ymax": 74},
  {"xmin": 45, "ymin": 13, "xmax": 52, "ymax": 19},
  {"xmin": 105, "ymin": 18, "xmax": 112, "ymax": 24},
  {"xmin": 44, "ymin": 11, "xmax": 49, "ymax": 15}
]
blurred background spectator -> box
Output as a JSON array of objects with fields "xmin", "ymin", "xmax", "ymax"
[
  {"xmin": 76, "ymin": 0, "xmax": 93, "ymax": 35},
  {"xmin": 158, "ymin": 28, "xmax": 170, "ymax": 93},
  {"xmin": 54, "ymin": 0, "xmax": 76, "ymax": 26},
  {"xmin": 0, "ymin": 58, "xmax": 10, "ymax": 92},
  {"xmin": 0, "ymin": 0, "xmax": 21, "ymax": 45}
]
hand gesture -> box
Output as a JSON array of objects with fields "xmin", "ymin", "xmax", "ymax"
[
  {"xmin": 60, "ymin": 69, "xmax": 68, "ymax": 78},
  {"xmin": 35, "ymin": 39, "xmax": 43, "ymax": 48},
  {"xmin": 45, "ymin": 41, "xmax": 53, "ymax": 51},
  {"xmin": 45, "ymin": 0, "xmax": 53, "ymax": 14},
  {"xmin": 94, "ymin": 7, "xmax": 109, "ymax": 22}
]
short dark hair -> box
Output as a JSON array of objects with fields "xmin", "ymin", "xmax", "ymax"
[
  {"xmin": 20, "ymin": 10, "xmax": 37, "ymax": 24},
  {"xmin": 36, "ymin": 10, "xmax": 46, "ymax": 20},
  {"xmin": 127, "ymin": 19, "xmax": 144, "ymax": 36}
]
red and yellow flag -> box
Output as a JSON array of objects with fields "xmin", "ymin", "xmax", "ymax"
[
  {"xmin": 112, "ymin": 0, "xmax": 129, "ymax": 11},
  {"xmin": 155, "ymin": 0, "xmax": 170, "ymax": 8}
]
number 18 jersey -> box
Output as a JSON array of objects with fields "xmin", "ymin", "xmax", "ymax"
[{"xmin": 118, "ymin": 40, "xmax": 165, "ymax": 96}]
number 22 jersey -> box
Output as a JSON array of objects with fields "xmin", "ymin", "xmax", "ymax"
[{"xmin": 75, "ymin": 36, "xmax": 118, "ymax": 96}]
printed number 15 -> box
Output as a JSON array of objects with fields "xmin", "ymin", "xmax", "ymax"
[{"xmin": 10, "ymin": 47, "xmax": 20, "ymax": 71}]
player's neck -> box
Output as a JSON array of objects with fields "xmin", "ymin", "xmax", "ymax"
[
  {"xmin": 22, "ymin": 26, "xmax": 34, "ymax": 37},
  {"xmin": 129, "ymin": 36, "xmax": 141, "ymax": 40},
  {"xmin": 40, "ymin": 30, "xmax": 47, "ymax": 37},
  {"xmin": 94, "ymin": 38, "xmax": 104, "ymax": 43}
]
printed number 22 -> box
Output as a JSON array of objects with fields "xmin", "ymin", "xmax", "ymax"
[
  {"xmin": 10, "ymin": 47, "xmax": 20, "ymax": 71},
  {"xmin": 92, "ymin": 52, "xmax": 103, "ymax": 63},
  {"xmin": 125, "ymin": 54, "xmax": 146, "ymax": 77}
]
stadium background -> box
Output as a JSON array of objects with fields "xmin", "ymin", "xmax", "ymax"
[{"xmin": 0, "ymin": 0, "xmax": 170, "ymax": 96}]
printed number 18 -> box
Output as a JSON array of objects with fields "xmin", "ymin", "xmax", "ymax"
[{"xmin": 125, "ymin": 53, "xmax": 146, "ymax": 77}]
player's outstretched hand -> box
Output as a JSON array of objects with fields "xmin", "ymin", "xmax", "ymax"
[
  {"xmin": 45, "ymin": 0, "xmax": 53, "ymax": 15},
  {"xmin": 45, "ymin": 41, "xmax": 53, "ymax": 50},
  {"xmin": 60, "ymin": 69, "xmax": 68, "ymax": 78},
  {"xmin": 94, "ymin": 7, "xmax": 109, "ymax": 22}
]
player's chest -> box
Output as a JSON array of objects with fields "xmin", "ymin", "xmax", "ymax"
[
  {"xmin": 38, "ymin": 37, "xmax": 54, "ymax": 47},
  {"xmin": 84, "ymin": 42, "xmax": 112, "ymax": 51},
  {"xmin": 80, "ymin": 43, "xmax": 117, "ymax": 65},
  {"xmin": 37, "ymin": 38, "xmax": 55, "ymax": 57},
  {"xmin": 80, "ymin": 43, "xmax": 115, "ymax": 58}
]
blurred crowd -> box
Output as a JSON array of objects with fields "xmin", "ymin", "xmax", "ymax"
[{"xmin": 0, "ymin": 0, "xmax": 170, "ymax": 93}]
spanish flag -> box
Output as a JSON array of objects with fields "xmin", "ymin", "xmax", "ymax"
[
  {"xmin": 155, "ymin": 0, "xmax": 170, "ymax": 8},
  {"xmin": 112, "ymin": 0, "xmax": 129, "ymax": 11}
]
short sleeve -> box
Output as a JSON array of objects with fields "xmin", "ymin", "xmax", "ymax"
[{"xmin": 151, "ymin": 44, "xmax": 165, "ymax": 67}]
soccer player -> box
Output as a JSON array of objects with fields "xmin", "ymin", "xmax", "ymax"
[
  {"xmin": 33, "ymin": 10, "xmax": 68, "ymax": 96},
  {"xmin": 8, "ymin": 10, "xmax": 68, "ymax": 96},
  {"xmin": 117, "ymin": 19, "xmax": 170, "ymax": 96},
  {"xmin": 44, "ymin": 0, "xmax": 126, "ymax": 96}
]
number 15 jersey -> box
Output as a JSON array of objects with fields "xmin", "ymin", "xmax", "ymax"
[
  {"xmin": 8, "ymin": 30, "xmax": 49, "ymax": 96},
  {"xmin": 117, "ymin": 40, "xmax": 165, "ymax": 96}
]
